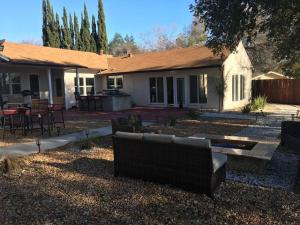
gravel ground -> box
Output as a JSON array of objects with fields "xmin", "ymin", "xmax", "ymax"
[
  {"xmin": 0, "ymin": 139, "xmax": 299, "ymax": 225},
  {"xmin": 227, "ymin": 151, "xmax": 299, "ymax": 190}
]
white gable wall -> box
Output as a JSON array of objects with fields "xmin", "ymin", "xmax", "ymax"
[{"xmin": 223, "ymin": 42, "xmax": 253, "ymax": 110}]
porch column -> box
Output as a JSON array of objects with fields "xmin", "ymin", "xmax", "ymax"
[
  {"xmin": 76, "ymin": 68, "xmax": 80, "ymax": 94},
  {"xmin": 47, "ymin": 68, "xmax": 53, "ymax": 104}
]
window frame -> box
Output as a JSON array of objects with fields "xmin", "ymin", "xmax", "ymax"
[
  {"xmin": 107, "ymin": 75, "xmax": 123, "ymax": 89},
  {"xmin": 0, "ymin": 73, "xmax": 21, "ymax": 95},
  {"xmin": 232, "ymin": 75, "xmax": 245, "ymax": 101}
]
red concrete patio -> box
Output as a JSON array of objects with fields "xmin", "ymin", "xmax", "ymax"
[{"xmin": 64, "ymin": 107, "xmax": 189, "ymax": 122}]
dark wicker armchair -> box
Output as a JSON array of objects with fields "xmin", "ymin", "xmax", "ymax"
[
  {"xmin": 281, "ymin": 121, "xmax": 300, "ymax": 151},
  {"xmin": 111, "ymin": 115, "xmax": 142, "ymax": 134},
  {"xmin": 112, "ymin": 132, "xmax": 227, "ymax": 197}
]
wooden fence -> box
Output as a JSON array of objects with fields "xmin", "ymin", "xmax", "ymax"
[{"xmin": 252, "ymin": 79, "xmax": 300, "ymax": 104}]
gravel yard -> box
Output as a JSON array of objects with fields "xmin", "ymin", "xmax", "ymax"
[{"xmin": 1, "ymin": 135, "xmax": 299, "ymax": 225}]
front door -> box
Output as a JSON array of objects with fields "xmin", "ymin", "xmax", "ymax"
[
  {"xmin": 55, "ymin": 78, "xmax": 63, "ymax": 97},
  {"xmin": 29, "ymin": 75, "xmax": 40, "ymax": 99},
  {"xmin": 176, "ymin": 78, "xmax": 185, "ymax": 107}
]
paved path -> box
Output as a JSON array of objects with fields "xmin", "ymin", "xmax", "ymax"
[{"xmin": 0, "ymin": 122, "xmax": 154, "ymax": 157}]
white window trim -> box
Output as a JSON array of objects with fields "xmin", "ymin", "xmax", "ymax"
[
  {"xmin": 0, "ymin": 73, "xmax": 21, "ymax": 95},
  {"xmin": 107, "ymin": 75, "xmax": 123, "ymax": 89}
]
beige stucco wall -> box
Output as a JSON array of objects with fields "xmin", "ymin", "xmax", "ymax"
[
  {"xmin": 99, "ymin": 67, "xmax": 223, "ymax": 110},
  {"xmin": 223, "ymin": 42, "xmax": 253, "ymax": 110}
]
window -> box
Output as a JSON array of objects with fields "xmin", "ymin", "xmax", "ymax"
[
  {"xmin": 0, "ymin": 73, "xmax": 21, "ymax": 94},
  {"xmin": 74, "ymin": 78, "xmax": 84, "ymax": 95},
  {"xmin": 232, "ymin": 75, "xmax": 245, "ymax": 101},
  {"xmin": 85, "ymin": 78, "xmax": 95, "ymax": 95},
  {"xmin": 107, "ymin": 75, "xmax": 123, "ymax": 89},
  {"xmin": 189, "ymin": 74, "xmax": 208, "ymax": 104},
  {"xmin": 150, "ymin": 77, "xmax": 164, "ymax": 103}
]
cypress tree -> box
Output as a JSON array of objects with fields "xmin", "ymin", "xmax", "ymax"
[
  {"xmin": 74, "ymin": 13, "xmax": 80, "ymax": 50},
  {"xmin": 90, "ymin": 15, "xmax": 98, "ymax": 53},
  {"xmin": 46, "ymin": 0, "xmax": 55, "ymax": 47},
  {"xmin": 79, "ymin": 14, "xmax": 85, "ymax": 50},
  {"xmin": 80, "ymin": 4, "xmax": 91, "ymax": 51},
  {"xmin": 69, "ymin": 14, "xmax": 75, "ymax": 50},
  {"xmin": 42, "ymin": 0, "xmax": 49, "ymax": 46},
  {"xmin": 97, "ymin": 0, "xmax": 108, "ymax": 53},
  {"xmin": 53, "ymin": 13, "xmax": 62, "ymax": 48},
  {"xmin": 61, "ymin": 7, "xmax": 70, "ymax": 49}
]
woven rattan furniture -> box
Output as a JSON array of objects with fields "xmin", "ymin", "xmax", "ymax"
[
  {"xmin": 111, "ymin": 115, "xmax": 142, "ymax": 134},
  {"xmin": 281, "ymin": 121, "xmax": 300, "ymax": 151},
  {"xmin": 112, "ymin": 132, "xmax": 227, "ymax": 197}
]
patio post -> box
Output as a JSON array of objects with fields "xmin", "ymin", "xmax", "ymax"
[
  {"xmin": 47, "ymin": 68, "xmax": 53, "ymax": 104},
  {"xmin": 76, "ymin": 68, "xmax": 80, "ymax": 94}
]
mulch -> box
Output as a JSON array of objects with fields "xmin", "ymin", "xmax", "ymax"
[{"xmin": 0, "ymin": 144, "xmax": 299, "ymax": 225}]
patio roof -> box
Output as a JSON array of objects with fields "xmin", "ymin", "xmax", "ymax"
[{"xmin": 0, "ymin": 41, "xmax": 109, "ymax": 70}]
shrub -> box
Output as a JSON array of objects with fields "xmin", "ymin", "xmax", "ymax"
[
  {"xmin": 77, "ymin": 138, "xmax": 97, "ymax": 151},
  {"xmin": 252, "ymin": 96, "xmax": 267, "ymax": 111},
  {"xmin": 187, "ymin": 109, "xmax": 199, "ymax": 120},
  {"xmin": 241, "ymin": 104, "xmax": 252, "ymax": 114}
]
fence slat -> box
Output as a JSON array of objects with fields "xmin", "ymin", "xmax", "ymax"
[{"xmin": 252, "ymin": 79, "xmax": 300, "ymax": 104}]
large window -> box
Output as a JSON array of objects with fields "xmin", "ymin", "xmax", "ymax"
[
  {"xmin": 189, "ymin": 74, "xmax": 208, "ymax": 104},
  {"xmin": 150, "ymin": 77, "xmax": 164, "ymax": 103},
  {"xmin": 232, "ymin": 75, "xmax": 245, "ymax": 101},
  {"xmin": 0, "ymin": 73, "xmax": 21, "ymax": 94},
  {"xmin": 107, "ymin": 75, "xmax": 123, "ymax": 89},
  {"xmin": 74, "ymin": 77, "xmax": 94, "ymax": 95}
]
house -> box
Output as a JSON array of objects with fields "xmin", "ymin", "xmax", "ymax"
[
  {"xmin": 252, "ymin": 71, "xmax": 289, "ymax": 80},
  {"xmin": 0, "ymin": 40, "xmax": 253, "ymax": 111}
]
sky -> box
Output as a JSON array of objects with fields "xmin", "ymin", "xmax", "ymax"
[{"xmin": 0, "ymin": 0, "xmax": 194, "ymax": 45}]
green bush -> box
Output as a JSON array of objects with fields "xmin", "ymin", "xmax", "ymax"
[
  {"xmin": 252, "ymin": 96, "xmax": 267, "ymax": 111},
  {"xmin": 187, "ymin": 109, "xmax": 199, "ymax": 120}
]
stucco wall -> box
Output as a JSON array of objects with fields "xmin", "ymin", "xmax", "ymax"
[
  {"xmin": 223, "ymin": 42, "xmax": 253, "ymax": 110},
  {"xmin": 99, "ymin": 67, "xmax": 223, "ymax": 110}
]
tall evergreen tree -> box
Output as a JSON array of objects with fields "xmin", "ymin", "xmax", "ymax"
[
  {"xmin": 42, "ymin": 0, "xmax": 49, "ymax": 46},
  {"xmin": 74, "ymin": 13, "xmax": 80, "ymax": 50},
  {"xmin": 46, "ymin": 0, "xmax": 55, "ymax": 47},
  {"xmin": 61, "ymin": 7, "xmax": 70, "ymax": 49},
  {"xmin": 80, "ymin": 4, "xmax": 91, "ymax": 51},
  {"xmin": 97, "ymin": 0, "xmax": 108, "ymax": 53},
  {"xmin": 90, "ymin": 15, "xmax": 98, "ymax": 53},
  {"xmin": 53, "ymin": 13, "xmax": 62, "ymax": 48},
  {"xmin": 69, "ymin": 14, "xmax": 75, "ymax": 50}
]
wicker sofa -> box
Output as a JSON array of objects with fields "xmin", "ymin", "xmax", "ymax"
[
  {"xmin": 111, "ymin": 115, "xmax": 142, "ymax": 135},
  {"xmin": 281, "ymin": 121, "xmax": 300, "ymax": 150},
  {"xmin": 112, "ymin": 132, "xmax": 227, "ymax": 197}
]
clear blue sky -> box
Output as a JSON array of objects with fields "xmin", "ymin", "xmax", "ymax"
[{"xmin": 0, "ymin": 0, "xmax": 194, "ymax": 44}]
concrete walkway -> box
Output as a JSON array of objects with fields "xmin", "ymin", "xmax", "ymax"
[{"xmin": 0, "ymin": 122, "xmax": 154, "ymax": 157}]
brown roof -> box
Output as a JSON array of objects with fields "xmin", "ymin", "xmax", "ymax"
[
  {"xmin": 103, "ymin": 46, "xmax": 230, "ymax": 74},
  {"xmin": 0, "ymin": 41, "xmax": 108, "ymax": 70}
]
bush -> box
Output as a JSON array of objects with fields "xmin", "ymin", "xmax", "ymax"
[
  {"xmin": 187, "ymin": 109, "xmax": 199, "ymax": 120},
  {"xmin": 241, "ymin": 104, "xmax": 252, "ymax": 114},
  {"xmin": 77, "ymin": 138, "xmax": 97, "ymax": 151},
  {"xmin": 252, "ymin": 96, "xmax": 267, "ymax": 111}
]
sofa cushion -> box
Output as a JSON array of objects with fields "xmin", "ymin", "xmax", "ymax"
[
  {"xmin": 174, "ymin": 137, "xmax": 211, "ymax": 149},
  {"xmin": 212, "ymin": 152, "xmax": 227, "ymax": 173},
  {"xmin": 115, "ymin": 132, "xmax": 143, "ymax": 141},
  {"xmin": 143, "ymin": 133, "xmax": 175, "ymax": 143}
]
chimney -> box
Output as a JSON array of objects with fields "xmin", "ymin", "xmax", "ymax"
[
  {"xmin": 99, "ymin": 49, "xmax": 104, "ymax": 55},
  {"xmin": 0, "ymin": 39, "xmax": 5, "ymax": 52},
  {"xmin": 126, "ymin": 50, "xmax": 133, "ymax": 58}
]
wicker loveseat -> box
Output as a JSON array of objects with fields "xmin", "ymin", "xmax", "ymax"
[
  {"xmin": 111, "ymin": 115, "xmax": 142, "ymax": 135},
  {"xmin": 281, "ymin": 121, "xmax": 300, "ymax": 151},
  {"xmin": 112, "ymin": 132, "xmax": 227, "ymax": 197}
]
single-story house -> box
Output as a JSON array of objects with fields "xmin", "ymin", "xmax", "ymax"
[
  {"xmin": 0, "ymin": 40, "xmax": 253, "ymax": 111},
  {"xmin": 252, "ymin": 71, "xmax": 289, "ymax": 80}
]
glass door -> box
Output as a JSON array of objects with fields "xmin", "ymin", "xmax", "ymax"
[
  {"xmin": 166, "ymin": 77, "xmax": 174, "ymax": 105},
  {"xmin": 30, "ymin": 75, "xmax": 40, "ymax": 99},
  {"xmin": 176, "ymin": 78, "xmax": 185, "ymax": 107}
]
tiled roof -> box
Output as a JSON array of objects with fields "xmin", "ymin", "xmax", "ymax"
[
  {"xmin": 0, "ymin": 41, "xmax": 108, "ymax": 70},
  {"xmin": 103, "ymin": 46, "xmax": 230, "ymax": 74}
]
